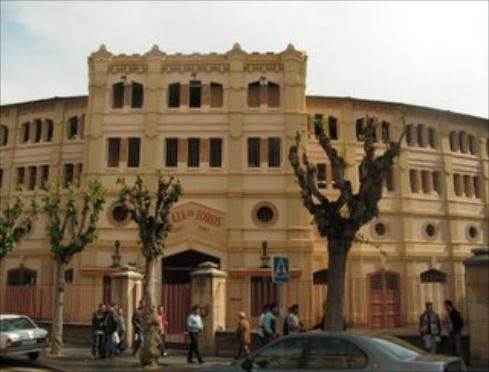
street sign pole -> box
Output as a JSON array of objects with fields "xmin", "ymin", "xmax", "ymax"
[{"xmin": 272, "ymin": 256, "xmax": 290, "ymax": 333}]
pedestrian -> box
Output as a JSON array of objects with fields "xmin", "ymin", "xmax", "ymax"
[
  {"xmin": 91, "ymin": 303, "xmax": 106, "ymax": 359},
  {"xmin": 235, "ymin": 311, "xmax": 251, "ymax": 360},
  {"xmin": 186, "ymin": 304, "xmax": 204, "ymax": 364},
  {"xmin": 116, "ymin": 305, "xmax": 126, "ymax": 354},
  {"xmin": 283, "ymin": 304, "xmax": 301, "ymax": 335},
  {"xmin": 419, "ymin": 301, "xmax": 442, "ymax": 354},
  {"xmin": 444, "ymin": 299, "xmax": 464, "ymax": 357},
  {"xmin": 258, "ymin": 304, "xmax": 269, "ymax": 346},
  {"xmin": 131, "ymin": 301, "xmax": 145, "ymax": 356},
  {"xmin": 157, "ymin": 304, "xmax": 169, "ymax": 357},
  {"xmin": 263, "ymin": 303, "xmax": 279, "ymax": 344},
  {"xmin": 104, "ymin": 303, "xmax": 119, "ymax": 359}
]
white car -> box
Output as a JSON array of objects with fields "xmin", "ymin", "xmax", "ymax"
[{"xmin": 0, "ymin": 314, "xmax": 49, "ymax": 360}]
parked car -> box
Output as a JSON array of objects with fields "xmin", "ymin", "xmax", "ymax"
[
  {"xmin": 0, "ymin": 314, "xmax": 49, "ymax": 360},
  {"xmin": 200, "ymin": 331, "xmax": 466, "ymax": 371}
]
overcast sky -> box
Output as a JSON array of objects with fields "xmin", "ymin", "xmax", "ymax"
[{"xmin": 1, "ymin": 1, "xmax": 488, "ymax": 118}]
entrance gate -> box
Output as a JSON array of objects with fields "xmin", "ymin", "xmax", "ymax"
[
  {"xmin": 161, "ymin": 250, "xmax": 220, "ymax": 346},
  {"xmin": 368, "ymin": 270, "xmax": 401, "ymax": 328}
]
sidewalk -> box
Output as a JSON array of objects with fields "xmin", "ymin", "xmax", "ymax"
[{"xmin": 37, "ymin": 344, "xmax": 231, "ymax": 372}]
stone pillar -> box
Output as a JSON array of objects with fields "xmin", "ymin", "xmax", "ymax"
[
  {"xmin": 190, "ymin": 262, "xmax": 227, "ymax": 355},
  {"xmin": 463, "ymin": 247, "xmax": 489, "ymax": 368},
  {"xmin": 110, "ymin": 265, "xmax": 143, "ymax": 347}
]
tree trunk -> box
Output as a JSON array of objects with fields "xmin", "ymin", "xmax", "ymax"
[
  {"xmin": 140, "ymin": 256, "xmax": 160, "ymax": 370},
  {"xmin": 50, "ymin": 260, "xmax": 66, "ymax": 356},
  {"xmin": 323, "ymin": 239, "xmax": 348, "ymax": 331}
]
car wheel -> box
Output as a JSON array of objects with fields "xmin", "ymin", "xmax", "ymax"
[{"xmin": 28, "ymin": 352, "xmax": 39, "ymax": 360}]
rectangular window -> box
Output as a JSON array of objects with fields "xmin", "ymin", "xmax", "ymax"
[
  {"xmin": 385, "ymin": 168, "xmax": 394, "ymax": 191},
  {"xmin": 64, "ymin": 164, "xmax": 74, "ymax": 188},
  {"xmin": 248, "ymin": 137, "xmax": 261, "ymax": 167},
  {"xmin": 107, "ymin": 138, "xmax": 121, "ymax": 167},
  {"xmin": 268, "ymin": 138, "xmax": 281, "ymax": 168},
  {"xmin": 40, "ymin": 165, "xmax": 49, "ymax": 189},
  {"xmin": 22, "ymin": 123, "xmax": 30, "ymax": 143},
  {"xmin": 210, "ymin": 83, "xmax": 223, "ymax": 108},
  {"xmin": 131, "ymin": 82, "xmax": 144, "ymax": 108},
  {"xmin": 421, "ymin": 170, "xmax": 431, "ymax": 194},
  {"xmin": 168, "ymin": 83, "xmax": 180, "ymax": 108},
  {"xmin": 188, "ymin": 138, "xmax": 200, "ymax": 167},
  {"xmin": 314, "ymin": 114, "xmax": 324, "ymax": 138},
  {"xmin": 127, "ymin": 137, "xmax": 141, "ymax": 168},
  {"xmin": 453, "ymin": 174, "xmax": 462, "ymax": 197},
  {"xmin": 433, "ymin": 171, "xmax": 441, "ymax": 195},
  {"xmin": 46, "ymin": 121, "xmax": 54, "ymax": 142},
  {"xmin": 409, "ymin": 169, "xmax": 419, "ymax": 193},
  {"xmin": 209, "ymin": 138, "xmax": 222, "ymax": 168},
  {"xmin": 112, "ymin": 83, "xmax": 124, "ymax": 108},
  {"xmin": 355, "ymin": 119, "xmax": 364, "ymax": 141},
  {"xmin": 317, "ymin": 163, "xmax": 326, "ymax": 189},
  {"xmin": 428, "ymin": 128, "xmax": 437, "ymax": 149},
  {"xmin": 28, "ymin": 166, "xmax": 37, "ymax": 190},
  {"xmin": 189, "ymin": 81, "xmax": 202, "ymax": 108},
  {"xmin": 165, "ymin": 138, "xmax": 178, "ymax": 167},
  {"xmin": 247, "ymin": 82, "xmax": 260, "ymax": 107},
  {"xmin": 328, "ymin": 116, "xmax": 338, "ymax": 140},
  {"xmin": 17, "ymin": 167, "xmax": 25, "ymax": 186},
  {"xmin": 68, "ymin": 117, "xmax": 78, "ymax": 139},
  {"xmin": 463, "ymin": 175, "xmax": 473, "ymax": 197},
  {"xmin": 250, "ymin": 277, "xmax": 278, "ymax": 317},
  {"xmin": 267, "ymin": 82, "xmax": 280, "ymax": 107},
  {"xmin": 382, "ymin": 121, "xmax": 390, "ymax": 142},
  {"xmin": 473, "ymin": 176, "xmax": 481, "ymax": 198}
]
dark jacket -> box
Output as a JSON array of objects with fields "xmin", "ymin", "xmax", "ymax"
[
  {"xmin": 104, "ymin": 308, "xmax": 119, "ymax": 334},
  {"xmin": 448, "ymin": 309, "xmax": 464, "ymax": 334},
  {"xmin": 131, "ymin": 308, "xmax": 144, "ymax": 333},
  {"xmin": 91, "ymin": 310, "xmax": 106, "ymax": 334}
]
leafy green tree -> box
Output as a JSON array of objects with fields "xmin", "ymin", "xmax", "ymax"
[
  {"xmin": 117, "ymin": 174, "xmax": 182, "ymax": 370},
  {"xmin": 0, "ymin": 189, "xmax": 37, "ymax": 264},
  {"xmin": 289, "ymin": 117, "xmax": 404, "ymax": 331},
  {"xmin": 42, "ymin": 181, "xmax": 105, "ymax": 356}
]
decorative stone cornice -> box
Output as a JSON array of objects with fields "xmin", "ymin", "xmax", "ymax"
[
  {"xmin": 243, "ymin": 63, "xmax": 284, "ymax": 72},
  {"xmin": 161, "ymin": 63, "xmax": 229, "ymax": 73},
  {"xmin": 108, "ymin": 64, "xmax": 148, "ymax": 74}
]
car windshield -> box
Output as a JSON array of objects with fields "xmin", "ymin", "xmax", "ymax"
[
  {"xmin": 0, "ymin": 317, "xmax": 36, "ymax": 332},
  {"xmin": 369, "ymin": 336, "xmax": 425, "ymax": 361}
]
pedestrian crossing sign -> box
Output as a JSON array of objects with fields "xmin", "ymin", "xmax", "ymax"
[{"xmin": 272, "ymin": 256, "xmax": 289, "ymax": 283}]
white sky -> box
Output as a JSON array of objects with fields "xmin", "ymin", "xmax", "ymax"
[{"xmin": 1, "ymin": 1, "xmax": 488, "ymax": 118}]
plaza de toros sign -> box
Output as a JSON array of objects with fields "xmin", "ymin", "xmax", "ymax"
[{"xmin": 169, "ymin": 203, "xmax": 225, "ymax": 244}]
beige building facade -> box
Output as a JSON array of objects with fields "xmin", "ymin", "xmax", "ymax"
[{"xmin": 0, "ymin": 44, "xmax": 488, "ymax": 340}]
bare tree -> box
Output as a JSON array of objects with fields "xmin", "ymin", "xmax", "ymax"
[
  {"xmin": 42, "ymin": 181, "xmax": 105, "ymax": 356},
  {"xmin": 117, "ymin": 174, "xmax": 182, "ymax": 370},
  {"xmin": 289, "ymin": 117, "xmax": 404, "ymax": 331}
]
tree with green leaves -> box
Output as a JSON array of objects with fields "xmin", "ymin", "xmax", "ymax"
[
  {"xmin": 42, "ymin": 181, "xmax": 105, "ymax": 356},
  {"xmin": 117, "ymin": 174, "xmax": 182, "ymax": 370},
  {"xmin": 289, "ymin": 117, "xmax": 404, "ymax": 331},
  {"xmin": 0, "ymin": 189, "xmax": 37, "ymax": 265}
]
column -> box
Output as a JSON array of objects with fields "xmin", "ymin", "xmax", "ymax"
[{"xmin": 190, "ymin": 262, "xmax": 227, "ymax": 355}]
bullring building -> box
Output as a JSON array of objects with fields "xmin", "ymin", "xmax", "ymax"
[{"xmin": 0, "ymin": 44, "xmax": 488, "ymax": 343}]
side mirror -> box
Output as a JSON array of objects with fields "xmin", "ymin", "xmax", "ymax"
[{"xmin": 242, "ymin": 358, "xmax": 253, "ymax": 371}]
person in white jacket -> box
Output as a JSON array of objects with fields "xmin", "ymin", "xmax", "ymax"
[{"xmin": 186, "ymin": 305, "xmax": 204, "ymax": 364}]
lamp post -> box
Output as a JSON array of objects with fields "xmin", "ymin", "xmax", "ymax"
[
  {"xmin": 111, "ymin": 240, "xmax": 121, "ymax": 268},
  {"xmin": 260, "ymin": 241, "xmax": 271, "ymax": 269}
]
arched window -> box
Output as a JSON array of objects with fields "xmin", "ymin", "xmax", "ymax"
[
  {"xmin": 267, "ymin": 82, "xmax": 280, "ymax": 107},
  {"xmin": 34, "ymin": 119, "xmax": 43, "ymax": 143},
  {"xmin": 112, "ymin": 82, "xmax": 124, "ymax": 108},
  {"xmin": 468, "ymin": 135, "xmax": 477, "ymax": 155},
  {"xmin": 406, "ymin": 124, "xmax": 414, "ymax": 146},
  {"xmin": 381, "ymin": 121, "xmax": 390, "ymax": 142},
  {"xmin": 473, "ymin": 176, "xmax": 481, "ymax": 198},
  {"xmin": 459, "ymin": 131, "xmax": 467, "ymax": 153},
  {"xmin": 210, "ymin": 82, "xmax": 223, "ymax": 108},
  {"xmin": 449, "ymin": 131, "xmax": 459, "ymax": 152},
  {"xmin": 417, "ymin": 124, "xmax": 426, "ymax": 147},
  {"xmin": 0, "ymin": 124, "xmax": 8, "ymax": 146},
  {"xmin": 247, "ymin": 81, "xmax": 260, "ymax": 107},
  {"xmin": 453, "ymin": 174, "xmax": 463, "ymax": 196},
  {"xmin": 67, "ymin": 116, "xmax": 79, "ymax": 140},
  {"xmin": 463, "ymin": 175, "xmax": 473, "ymax": 197},
  {"xmin": 168, "ymin": 83, "xmax": 180, "ymax": 108},
  {"xmin": 20, "ymin": 122, "xmax": 30, "ymax": 144},
  {"xmin": 7, "ymin": 267, "xmax": 37, "ymax": 286},
  {"xmin": 131, "ymin": 82, "xmax": 144, "ymax": 108},
  {"xmin": 428, "ymin": 128, "xmax": 436, "ymax": 149},
  {"xmin": 409, "ymin": 169, "xmax": 420, "ymax": 193},
  {"xmin": 355, "ymin": 119, "xmax": 364, "ymax": 141}
]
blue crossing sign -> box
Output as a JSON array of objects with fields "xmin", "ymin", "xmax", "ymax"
[{"xmin": 272, "ymin": 256, "xmax": 289, "ymax": 284}]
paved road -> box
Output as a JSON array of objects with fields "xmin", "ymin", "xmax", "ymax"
[{"xmin": 0, "ymin": 355, "xmax": 57, "ymax": 372}]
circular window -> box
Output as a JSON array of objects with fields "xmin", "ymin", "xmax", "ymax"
[
  {"xmin": 425, "ymin": 224, "xmax": 436, "ymax": 237},
  {"xmin": 108, "ymin": 203, "xmax": 130, "ymax": 225},
  {"xmin": 374, "ymin": 223, "xmax": 387, "ymax": 236},
  {"xmin": 467, "ymin": 225, "xmax": 479, "ymax": 241},
  {"xmin": 252, "ymin": 202, "xmax": 278, "ymax": 227}
]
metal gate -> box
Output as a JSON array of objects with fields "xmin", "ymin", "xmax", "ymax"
[
  {"xmin": 161, "ymin": 282, "xmax": 191, "ymax": 346},
  {"xmin": 368, "ymin": 270, "xmax": 401, "ymax": 328}
]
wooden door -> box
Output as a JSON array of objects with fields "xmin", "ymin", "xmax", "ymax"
[{"xmin": 368, "ymin": 270, "xmax": 401, "ymax": 329}]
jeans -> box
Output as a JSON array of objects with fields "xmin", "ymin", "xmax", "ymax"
[
  {"xmin": 105, "ymin": 332, "xmax": 117, "ymax": 358},
  {"xmin": 132, "ymin": 332, "xmax": 144, "ymax": 355},
  {"xmin": 91, "ymin": 333, "xmax": 105, "ymax": 358},
  {"xmin": 422, "ymin": 334, "xmax": 438, "ymax": 354},
  {"xmin": 449, "ymin": 332, "xmax": 463, "ymax": 357},
  {"xmin": 187, "ymin": 332, "xmax": 203, "ymax": 363}
]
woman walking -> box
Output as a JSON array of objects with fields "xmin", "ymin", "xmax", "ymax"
[
  {"xmin": 157, "ymin": 305, "xmax": 169, "ymax": 357},
  {"xmin": 235, "ymin": 312, "xmax": 251, "ymax": 360}
]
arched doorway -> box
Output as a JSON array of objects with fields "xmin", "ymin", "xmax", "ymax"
[
  {"xmin": 5, "ymin": 267, "xmax": 38, "ymax": 317},
  {"xmin": 161, "ymin": 250, "xmax": 220, "ymax": 346},
  {"xmin": 368, "ymin": 270, "xmax": 401, "ymax": 328}
]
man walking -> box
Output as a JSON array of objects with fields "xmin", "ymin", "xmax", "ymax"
[
  {"xmin": 419, "ymin": 301, "xmax": 441, "ymax": 353},
  {"xmin": 104, "ymin": 303, "xmax": 119, "ymax": 359},
  {"xmin": 263, "ymin": 303, "xmax": 279, "ymax": 344},
  {"xmin": 444, "ymin": 299, "xmax": 464, "ymax": 357},
  {"xmin": 283, "ymin": 304, "xmax": 301, "ymax": 335},
  {"xmin": 186, "ymin": 305, "xmax": 204, "ymax": 364},
  {"xmin": 235, "ymin": 311, "xmax": 251, "ymax": 360},
  {"xmin": 91, "ymin": 304, "xmax": 106, "ymax": 359},
  {"xmin": 258, "ymin": 304, "xmax": 269, "ymax": 346},
  {"xmin": 131, "ymin": 301, "xmax": 145, "ymax": 356}
]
